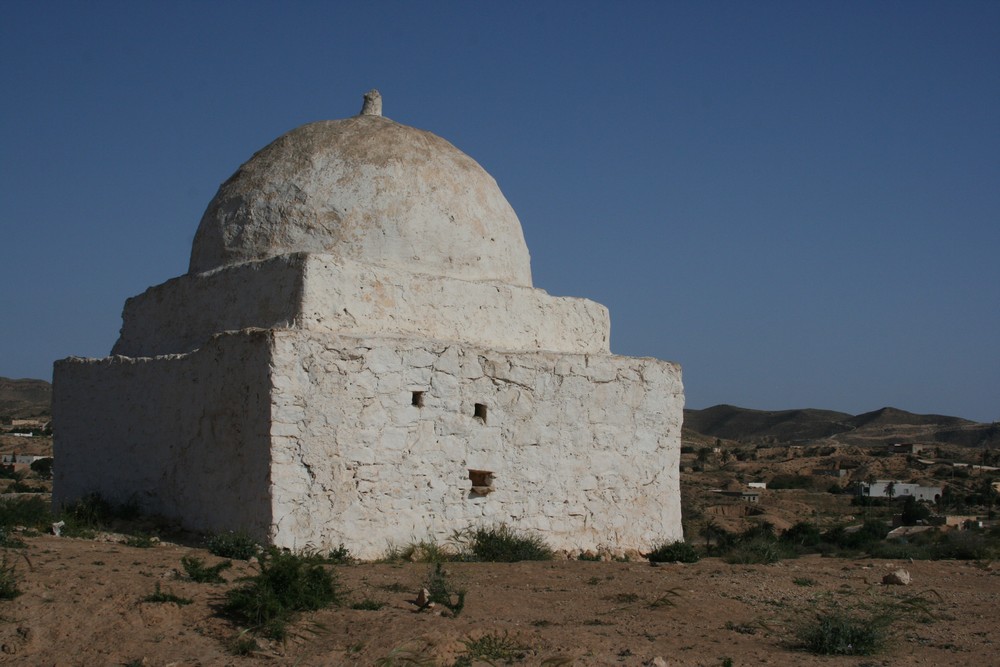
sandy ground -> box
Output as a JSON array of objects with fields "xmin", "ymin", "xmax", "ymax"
[{"xmin": 1, "ymin": 534, "xmax": 998, "ymax": 666}]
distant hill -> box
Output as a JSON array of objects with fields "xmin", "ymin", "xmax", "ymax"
[
  {"xmin": 0, "ymin": 377, "xmax": 52, "ymax": 419},
  {"xmin": 684, "ymin": 404, "xmax": 998, "ymax": 448}
]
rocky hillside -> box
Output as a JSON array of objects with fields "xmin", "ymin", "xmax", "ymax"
[
  {"xmin": 684, "ymin": 404, "xmax": 998, "ymax": 448},
  {"xmin": 0, "ymin": 376, "xmax": 51, "ymax": 419}
]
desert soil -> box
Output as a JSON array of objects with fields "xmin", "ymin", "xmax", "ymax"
[{"xmin": 1, "ymin": 534, "xmax": 997, "ymax": 666}]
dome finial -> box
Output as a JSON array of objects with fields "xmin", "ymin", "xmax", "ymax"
[{"xmin": 360, "ymin": 89, "xmax": 382, "ymax": 116}]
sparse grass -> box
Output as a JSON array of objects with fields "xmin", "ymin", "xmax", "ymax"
[
  {"xmin": 374, "ymin": 644, "xmax": 437, "ymax": 666},
  {"xmin": 227, "ymin": 630, "xmax": 258, "ymax": 656},
  {"xmin": 223, "ymin": 547, "xmax": 342, "ymax": 640},
  {"xmin": 793, "ymin": 577, "xmax": 817, "ymax": 587},
  {"xmin": 62, "ymin": 492, "xmax": 140, "ymax": 532},
  {"xmin": 648, "ymin": 588, "xmax": 683, "ymax": 609},
  {"xmin": 123, "ymin": 533, "xmax": 156, "ymax": 548},
  {"xmin": 425, "ymin": 562, "xmax": 465, "ymax": 617},
  {"xmin": 726, "ymin": 620, "xmax": 758, "ymax": 635},
  {"xmin": 722, "ymin": 537, "xmax": 795, "ymax": 565},
  {"xmin": 382, "ymin": 524, "xmax": 553, "ymax": 564},
  {"xmin": 383, "ymin": 539, "xmax": 453, "ymax": 563},
  {"xmin": 456, "ymin": 524, "xmax": 553, "ymax": 562},
  {"xmin": 0, "ymin": 527, "xmax": 26, "ymax": 549},
  {"xmin": 379, "ymin": 581, "xmax": 409, "ymax": 593},
  {"xmin": 351, "ymin": 598, "xmax": 387, "ymax": 610},
  {"xmin": 646, "ymin": 540, "xmax": 700, "ymax": 563},
  {"xmin": 458, "ymin": 630, "xmax": 529, "ymax": 664},
  {"xmin": 142, "ymin": 582, "xmax": 192, "ymax": 606},
  {"xmin": 206, "ymin": 530, "xmax": 260, "ymax": 560},
  {"xmin": 181, "ymin": 555, "xmax": 231, "ymax": 583}
]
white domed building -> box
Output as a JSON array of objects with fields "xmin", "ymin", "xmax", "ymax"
[{"xmin": 54, "ymin": 91, "xmax": 683, "ymax": 558}]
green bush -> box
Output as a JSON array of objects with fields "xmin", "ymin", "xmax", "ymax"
[
  {"xmin": 207, "ymin": 530, "xmax": 260, "ymax": 560},
  {"xmin": 646, "ymin": 540, "xmax": 700, "ymax": 563},
  {"xmin": 0, "ymin": 557, "xmax": 22, "ymax": 600},
  {"xmin": 713, "ymin": 523, "xmax": 796, "ymax": 564},
  {"xmin": 29, "ymin": 457, "xmax": 53, "ymax": 479},
  {"xmin": 460, "ymin": 524, "xmax": 553, "ymax": 562},
  {"xmin": 900, "ymin": 497, "xmax": 933, "ymax": 526},
  {"xmin": 0, "ymin": 495, "xmax": 53, "ymax": 529},
  {"xmin": 324, "ymin": 543, "xmax": 353, "ymax": 564},
  {"xmin": 797, "ymin": 611, "xmax": 890, "ymax": 655},
  {"xmin": 223, "ymin": 548, "xmax": 342, "ymax": 639},
  {"xmin": 781, "ymin": 522, "xmax": 822, "ymax": 548}
]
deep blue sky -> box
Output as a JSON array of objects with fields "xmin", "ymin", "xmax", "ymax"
[{"xmin": 1, "ymin": 2, "xmax": 997, "ymax": 422}]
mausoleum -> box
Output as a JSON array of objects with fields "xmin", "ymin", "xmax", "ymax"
[{"xmin": 53, "ymin": 91, "xmax": 684, "ymax": 558}]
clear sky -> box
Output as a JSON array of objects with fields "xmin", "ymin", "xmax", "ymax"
[{"xmin": 1, "ymin": 2, "xmax": 997, "ymax": 422}]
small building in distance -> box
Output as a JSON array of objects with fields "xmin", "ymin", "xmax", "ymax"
[
  {"xmin": 887, "ymin": 443, "xmax": 928, "ymax": 455},
  {"xmin": 861, "ymin": 480, "xmax": 942, "ymax": 503},
  {"xmin": 53, "ymin": 91, "xmax": 684, "ymax": 558}
]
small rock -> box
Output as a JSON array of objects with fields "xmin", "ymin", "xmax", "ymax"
[
  {"xmin": 646, "ymin": 658, "xmax": 669, "ymax": 667},
  {"xmin": 51, "ymin": 521, "xmax": 65, "ymax": 537},
  {"xmin": 882, "ymin": 569, "xmax": 911, "ymax": 585}
]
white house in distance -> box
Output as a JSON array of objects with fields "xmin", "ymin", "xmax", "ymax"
[
  {"xmin": 53, "ymin": 91, "xmax": 684, "ymax": 559},
  {"xmin": 862, "ymin": 480, "xmax": 942, "ymax": 503}
]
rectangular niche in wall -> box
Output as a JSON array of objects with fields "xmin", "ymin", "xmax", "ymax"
[
  {"xmin": 468, "ymin": 469, "xmax": 494, "ymax": 495},
  {"xmin": 474, "ymin": 403, "xmax": 487, "ymax": 423},
  {"xmin": 411, "ymin": 391, "xmax": 425, "ymax": 407}
]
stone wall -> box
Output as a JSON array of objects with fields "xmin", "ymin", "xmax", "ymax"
[
  {"xmin": 267, "ymin": 331, "xmax": 683, "ymax": 558},
  {"xmin": 53, "ymin": 332, "xmax": 275, "ymax": 538}
]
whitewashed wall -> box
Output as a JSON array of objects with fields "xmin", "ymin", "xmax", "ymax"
[
  {"xmin": 112, "ymin": 255, "xmax": 609, "ymax": 358},
  {"xmin": 268, "ymin": 331, "xmax": 683, "ymax": 558}
]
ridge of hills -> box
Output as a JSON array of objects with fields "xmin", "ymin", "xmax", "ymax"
[
  {"xmin": 0, "ymin": 376, "xmax": 51, "ymax": 419},
  {"xmin": 684, "ymin": 403, "xmax": 998, "ymax": 448}
]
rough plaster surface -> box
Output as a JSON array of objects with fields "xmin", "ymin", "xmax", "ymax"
[
  {"xmin": 114, "ymin": 254, "xmax": 608, "ymax": 358},
  {"xmin": 56, "ymin": 330, "xmax": 682, "ymax": 558},
  {"xmin": 269, "ymin": 331, "xmax": 683, "ymax": 558},
  {"xmin": 189, "ymin": 115, "xmax": 532, "ymax": 286}
]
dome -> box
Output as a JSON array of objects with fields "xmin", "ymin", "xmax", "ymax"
[{"xmin": 189, "ymin": 96, "xmax": 532, "ymax": 286}]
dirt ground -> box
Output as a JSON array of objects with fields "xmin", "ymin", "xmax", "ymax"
[{"xmin": 1, "ymin": 534, "xmax": 998, "ymax": 666}]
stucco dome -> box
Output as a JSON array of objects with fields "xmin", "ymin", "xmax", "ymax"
[{"xmin": 189, "ymin": 105, "xmax": 532, "ymax": 286}]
